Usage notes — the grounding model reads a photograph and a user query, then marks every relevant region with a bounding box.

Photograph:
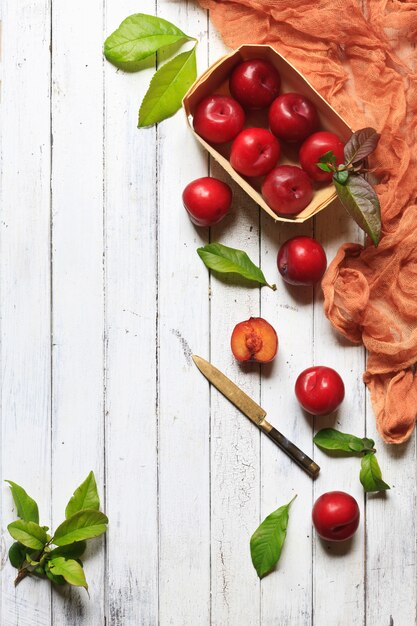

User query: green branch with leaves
[104,13,198,128]
[317,128,382,246]
[313,428,390,492]
[6,472,108,591]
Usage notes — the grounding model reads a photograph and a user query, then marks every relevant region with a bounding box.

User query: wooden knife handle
[265,426,320,478]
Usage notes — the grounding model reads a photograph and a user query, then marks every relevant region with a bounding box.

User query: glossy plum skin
[312,491,360,542]
[295,366,345,415]
[262,165,314,216]
[269,93,319,143]
[193,95,245,144]
[229,58,281,109]
[182,177,232,227]
[231,317,278,363]
[230,128,281,177]
[299,131,345,182]
[277,236,327,286]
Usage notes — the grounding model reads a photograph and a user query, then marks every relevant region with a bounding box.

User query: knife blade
[192,355,320,478]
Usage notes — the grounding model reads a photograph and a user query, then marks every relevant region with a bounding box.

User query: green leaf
[360,453,390,492]
[319,150,337,166]
[104,13,192,72]
[6,480,39,524]
[334,174,381,246]
[33,565,46,577]
[138,47,197,128]
[363,171,380,186]
[49,557,88,590]
[46,569,66,585]
[313,428,366,454]
[45,561,66,585]
[8,520,48,551]
[333,169,349,185]
[361,437,375,450]
[49,541,87,560]
[25,553,40,566]
[65,471,100,519]
[52,510,108,546]
[317,163,332,172]
[250,496,296,579]
[344,127,380,165]
[8,542,26,569]
[197,242,276,290]
[348,440,366,452]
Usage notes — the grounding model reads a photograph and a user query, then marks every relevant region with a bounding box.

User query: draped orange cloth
[199,0,417,443]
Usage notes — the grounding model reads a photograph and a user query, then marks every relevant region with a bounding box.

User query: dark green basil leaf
[8,542,26,569]
[33,565,46,577]
[6,480,39,524]
[314,428,366,453]
[334,174,381,246]
[138,47,197,128]
[197,242,276,290]
[104,13,192,72]
[360,452,390,492]
[250,496,296,579]
[49,541,87,560]
[344,127,380,165]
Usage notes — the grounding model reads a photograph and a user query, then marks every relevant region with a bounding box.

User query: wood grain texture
[104,1,159,624]
[260,213,314,625]
[365,395,417,626]
[0,1,52,624]
[208,27,262,626]
[156,2,211,624]
[50,0,105,622]
[0,1,416,625]
[313,207,366,626]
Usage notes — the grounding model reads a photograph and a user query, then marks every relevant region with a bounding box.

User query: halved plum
[231,317,278,363]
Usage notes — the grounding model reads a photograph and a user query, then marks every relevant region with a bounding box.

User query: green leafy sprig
[197,242,277,290]
[250,495,296,579]
[104,13,197,127]
[313,428,390,492]
[6,472,108,591]
[317,128,381,246]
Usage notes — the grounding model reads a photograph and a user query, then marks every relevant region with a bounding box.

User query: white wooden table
[0,1,416,624]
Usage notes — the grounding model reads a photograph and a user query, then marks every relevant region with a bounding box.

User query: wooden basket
[182,44,353,223]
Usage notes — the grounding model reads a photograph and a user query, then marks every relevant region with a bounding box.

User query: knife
[192,355,320,478]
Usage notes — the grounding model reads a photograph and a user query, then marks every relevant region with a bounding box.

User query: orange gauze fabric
[199,0,417,443]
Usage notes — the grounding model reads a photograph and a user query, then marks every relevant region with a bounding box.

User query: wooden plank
[313,205,366,625]
[365,401,416,625]
[207,28,262,626]
[0,1,52,625]
[156,2,211,624]
[50,0,105,622]
[260,216,314,624]
[103,2,159,624]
